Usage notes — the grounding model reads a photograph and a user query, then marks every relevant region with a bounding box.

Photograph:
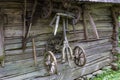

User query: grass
[92,28,120,80]
[93,54,120,80]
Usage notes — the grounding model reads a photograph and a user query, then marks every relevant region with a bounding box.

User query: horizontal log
[4,22,113,38]
[2,71,45,80]
[4,31,112,50]
[5,50,45,62]
[5,38,22,45]
[72,58,110,79]
[6,38,110,53]
[5,39,111,55]
[86,46,112,57]
[32,54,111,80]
[0,67,38,79]
[91,8,111,16]
[86,51,111,63]
[0,57,43,72]
[0,58,45,79]
[5,38,111,61]
[5,41,46,50]
[0,51,111,79]
[5,47,45,55]
[71,39,110,49]
[5,44,112,62]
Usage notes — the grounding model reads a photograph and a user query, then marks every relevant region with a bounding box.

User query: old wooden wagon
[0,0,120,80]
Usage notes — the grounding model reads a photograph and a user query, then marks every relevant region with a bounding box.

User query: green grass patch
[93,54,120,80]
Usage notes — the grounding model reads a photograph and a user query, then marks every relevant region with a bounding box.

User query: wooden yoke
[88,12,99,39]
[0,9,5,67]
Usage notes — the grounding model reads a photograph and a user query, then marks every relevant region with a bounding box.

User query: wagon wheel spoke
[73,46,86,67]
[44,51,58,75]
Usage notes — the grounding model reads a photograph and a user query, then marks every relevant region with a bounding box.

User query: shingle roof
[77,0,120,3]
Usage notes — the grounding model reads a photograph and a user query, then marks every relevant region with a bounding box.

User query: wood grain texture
[0,2,117,80]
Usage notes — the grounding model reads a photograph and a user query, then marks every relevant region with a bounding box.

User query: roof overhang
[77,0,120,3]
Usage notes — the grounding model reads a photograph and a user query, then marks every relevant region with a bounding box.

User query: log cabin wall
[0,1,119,79]
[4,2,113,62]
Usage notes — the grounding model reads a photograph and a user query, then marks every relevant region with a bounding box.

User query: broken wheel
[73,46,86,67]
[44,51,58,75]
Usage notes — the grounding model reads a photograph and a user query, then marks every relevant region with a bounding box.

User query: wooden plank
[5,41,46,50]
[91,8,111,16]
[32,54,111,80]
[4,38,22,45]
[72,58,111,79]
[5,38,110,55]
[1,52,111,80]
[5,42,111,62]
[71,39,110,49]
[3,71,44,80]
[5,43,112,63]
[0,58,45,79]
[86,51,111,63]
[0,57,43,72]
[85,44,112,57]
[5,49,44,62]
[111,8,119,53]
[4,30,112,51]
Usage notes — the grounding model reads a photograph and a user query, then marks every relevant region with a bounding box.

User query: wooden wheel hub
[73,46,86,67]
[44,51,57,75]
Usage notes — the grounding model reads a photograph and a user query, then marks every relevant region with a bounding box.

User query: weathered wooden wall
[0,2,117,80]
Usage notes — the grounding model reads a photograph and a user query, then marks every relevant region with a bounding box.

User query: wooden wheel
[73,46,86,67]
[40,0,52,18]
[44,51,57,75]
[70,6,81,24]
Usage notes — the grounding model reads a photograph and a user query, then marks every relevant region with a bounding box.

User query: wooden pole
[111,8,119,54]
[0,9,5,67]
[32,38,37,66]
[82,5,88,40]
[88,13,99,39]
[26,0,37,38]
[22,0,27,52]
[23,0,27,37]
[23,0,37,51]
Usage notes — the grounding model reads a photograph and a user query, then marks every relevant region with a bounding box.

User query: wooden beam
[88,12,99,39]
[0,9,5,67]
[23,0,27,37]
[111,8,119,54]
[82,5,88,40]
